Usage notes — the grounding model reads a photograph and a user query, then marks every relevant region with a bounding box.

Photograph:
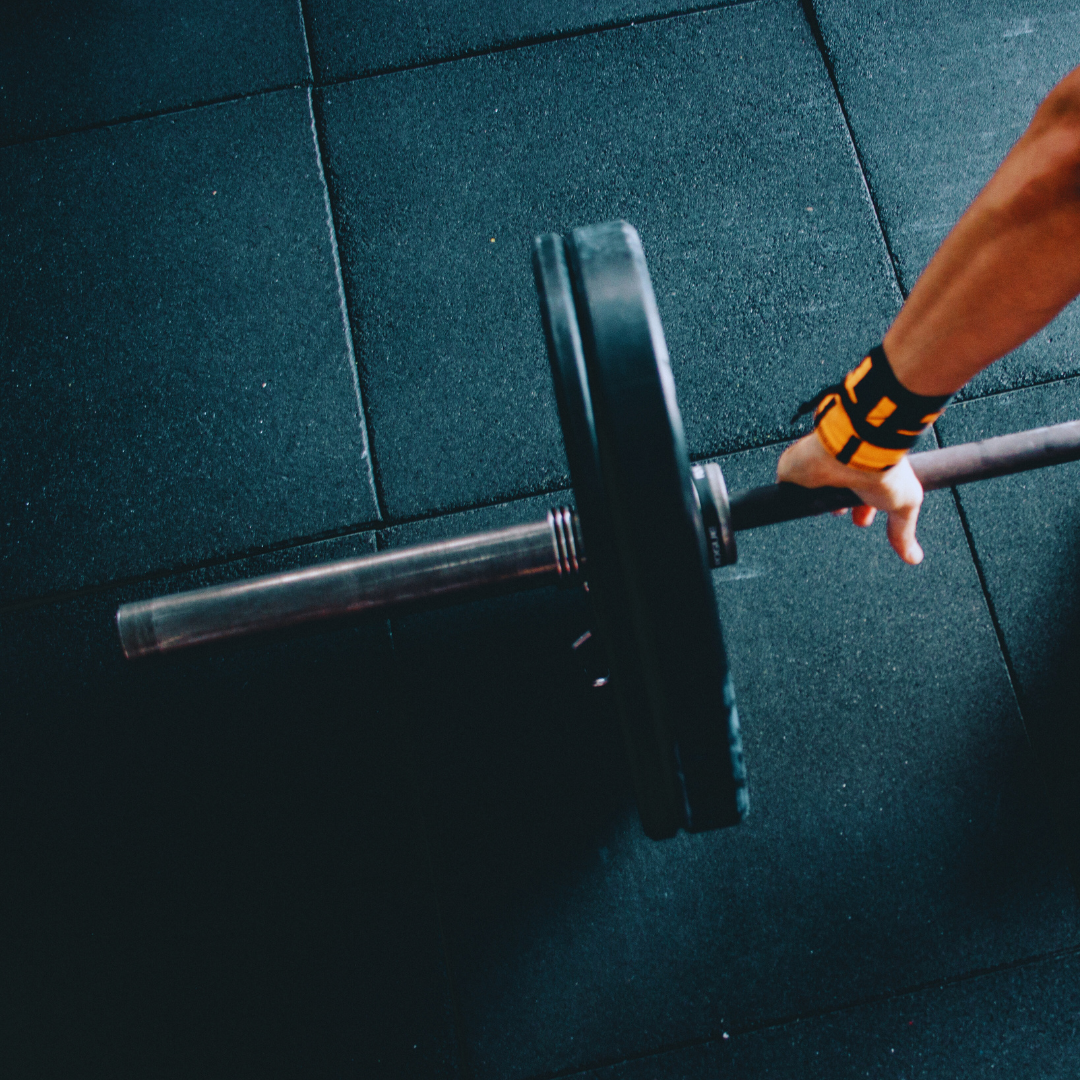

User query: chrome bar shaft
[118,509,582,658]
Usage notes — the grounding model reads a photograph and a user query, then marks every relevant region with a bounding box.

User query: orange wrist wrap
[796,345,950,472]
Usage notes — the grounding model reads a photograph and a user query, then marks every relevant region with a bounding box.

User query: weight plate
[565,221,748,832]
[533,232,683,838]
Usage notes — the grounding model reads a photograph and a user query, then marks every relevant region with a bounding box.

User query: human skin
[777,63,1080,564]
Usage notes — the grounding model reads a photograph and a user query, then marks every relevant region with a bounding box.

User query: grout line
[802,0,1078,900]
[953,368,1080,404]
[316,0,764,89]
[535,941,1080,1080]
[943,454,1027,718]
[305,86,384,521]
[361,487,576,540]
[695,430,808,461]
[0,82,313,151]
[798,0,907,302]
[306,87,394,520]
[686,370,1080,465]
[295,0,315,83]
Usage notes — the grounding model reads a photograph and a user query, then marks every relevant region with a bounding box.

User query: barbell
[117,221,1080,840]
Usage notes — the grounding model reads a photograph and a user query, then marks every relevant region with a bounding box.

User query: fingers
[885,501,924,565]
[875,457,924,563]
[777,433,927,563]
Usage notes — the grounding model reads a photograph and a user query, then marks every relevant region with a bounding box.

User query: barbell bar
[117,221,1080,840]
[116,423,1080,657]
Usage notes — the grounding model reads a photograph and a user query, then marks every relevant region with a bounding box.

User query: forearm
[778,66,1080,564]
[884,64,1080,397]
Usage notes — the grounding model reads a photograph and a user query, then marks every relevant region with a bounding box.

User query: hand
[776,433,925,565]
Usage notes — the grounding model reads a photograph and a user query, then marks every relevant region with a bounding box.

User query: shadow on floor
[0,593,456,1079]
[391,583,638,955]
[1011,558,1080,886]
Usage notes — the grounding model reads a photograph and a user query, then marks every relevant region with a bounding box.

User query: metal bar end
[116,601,158,660]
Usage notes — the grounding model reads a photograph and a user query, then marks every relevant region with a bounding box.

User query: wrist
[804,344,949,472]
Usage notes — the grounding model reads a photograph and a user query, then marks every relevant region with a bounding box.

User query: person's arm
[778,63,1080,564]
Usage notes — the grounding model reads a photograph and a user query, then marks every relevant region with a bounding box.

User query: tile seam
[0,82,313,151]
[953,368,1080,405]
[647,367,1080,468]
[797,0,907,303]
[304,86,383,521]
[295,0,315,83]
[0,521,384,618]
[314,0,768,90]
[530,941,1080,1080]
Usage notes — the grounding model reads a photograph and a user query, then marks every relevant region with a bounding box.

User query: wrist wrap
[795,345,950,471]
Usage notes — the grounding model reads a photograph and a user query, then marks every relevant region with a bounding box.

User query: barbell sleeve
[727,419,1080,532]
[117,508,583,659]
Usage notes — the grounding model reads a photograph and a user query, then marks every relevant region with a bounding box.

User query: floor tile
[0,89,378,604]
[812,0,1080,397]
[588,949,1080,1078]
[0,0,310,145]
[304,0,735,82]
[318,0,900,520]
[388,448,1078,1078]
[938,378,1080,878]
[0,535,458,1079]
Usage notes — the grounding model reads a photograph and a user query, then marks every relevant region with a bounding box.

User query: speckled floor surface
[2,2,1079,1076]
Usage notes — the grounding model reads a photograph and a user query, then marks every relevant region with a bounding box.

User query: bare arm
[778,64,1080,563]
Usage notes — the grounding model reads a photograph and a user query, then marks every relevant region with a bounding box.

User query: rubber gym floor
[3,2,1080,1076]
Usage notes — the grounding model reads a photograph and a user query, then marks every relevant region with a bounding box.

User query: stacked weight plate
[532,221,748,839]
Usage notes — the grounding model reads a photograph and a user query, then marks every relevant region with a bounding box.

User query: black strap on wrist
[793,345,951,471]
